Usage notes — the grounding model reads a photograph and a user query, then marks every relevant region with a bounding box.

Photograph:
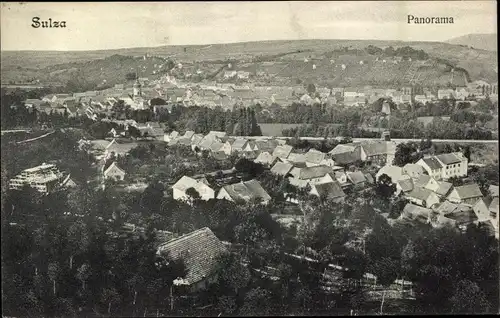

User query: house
[425,180,453,199]
[105,139,138,158]
[405,187,441,208]
[288,165,334,188]
[103,162,126,181]
[332,170,349,186]
[164,131,180,143]
[416,157,442,180]
[270,162,294,177]
[272,145,293,159]
[414,174,433,189]
[346,171,367,189]
[172,176,215,202]
[447,184,483,205]
[376,165,408,183]
[206,131,227,140]
[435,153,468,180]
[285,153,307,165]
[329,144,358,156]
[156,227,227,292]
[472,198,492,222]
[330,150,362,166]
[403,163,425,179]
[360,141,394,166]
[254,151,278,167]
[304,149,333,167]
[209,141,225,153]
[254,140,279,153]
[182,130,196,140]
[231,139,249,153]
[217,179,271,204]
[399,203,433,224]
[396,178,414,196]
[310,181,345,203]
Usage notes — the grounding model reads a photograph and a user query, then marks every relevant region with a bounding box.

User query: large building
[9,163,65,193]
[416,152,467,181]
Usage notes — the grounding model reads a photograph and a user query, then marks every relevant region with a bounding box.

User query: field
[258,123,312,137]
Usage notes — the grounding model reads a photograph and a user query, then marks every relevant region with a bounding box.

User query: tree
[450,280,491,313]
[375,174,396,199]
[393,142,419,166]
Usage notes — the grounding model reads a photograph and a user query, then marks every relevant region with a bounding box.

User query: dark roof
[414,174,432,188]
[270,162,294,176]
[435,182,453,197]
[364,173,375,184]
[221,179,271,203]
[422,157,443,170]
[398,178,414,193]
[454,184,483,200]
[361,141,388,156]
[331,149,362,165]
[436,153,463,165]
[292,165,332,180]
[313,181,345,199]
[406,187,435,202]
[157,227,227,285]
[347,171,367,185]
[402,203,432,223]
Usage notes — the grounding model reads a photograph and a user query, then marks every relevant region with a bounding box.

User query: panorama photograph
[1,1,499,316]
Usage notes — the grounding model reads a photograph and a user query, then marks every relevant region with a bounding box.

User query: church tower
[133,78,142,98]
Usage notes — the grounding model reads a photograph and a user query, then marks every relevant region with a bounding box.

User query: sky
[1,1,497,51]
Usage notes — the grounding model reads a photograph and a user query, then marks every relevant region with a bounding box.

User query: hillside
[446,33,497,52]
[1,39,497,89]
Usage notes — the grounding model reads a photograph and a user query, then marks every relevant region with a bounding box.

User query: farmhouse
[447,184,483,205]
[217,179,271,205]
[103,162,126,181]
[156,227,227,292]
[172,176,215,202]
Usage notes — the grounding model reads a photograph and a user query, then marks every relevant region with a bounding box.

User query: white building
[416,152,467,181]
[172,176,215,202]
[9,163,65,194]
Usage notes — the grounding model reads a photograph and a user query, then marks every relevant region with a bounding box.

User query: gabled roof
[272,145,293,159]
[414,174,432,188]
[207,131,227,138]
[361,141,389,156]
[312,181,345,199]
[254,151,276,165]
[172,176,199,191]
[453,184,483,200]
[104,162,125,176]
[421,157,443,170]
[376,165,405,183]
[328,144,357,155]
[157,227,227,285]
[270,162,294,176]
[287,153,307,163]
[401,203,432,223]
[330,149,362,165]
[198,137,215,149]
[403,163,424,176]
[435,153,463,165]
[305,149,326,164]
[183,130,195,139]
[209,141,224,152]
[397,178,414,193]
[347,171,367,185]
[254,139,279,153]
[406,187,436,202]
[231,138,249,150]
[291,165,332,180]
[435,182,453,197]
[221,179,271,203]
